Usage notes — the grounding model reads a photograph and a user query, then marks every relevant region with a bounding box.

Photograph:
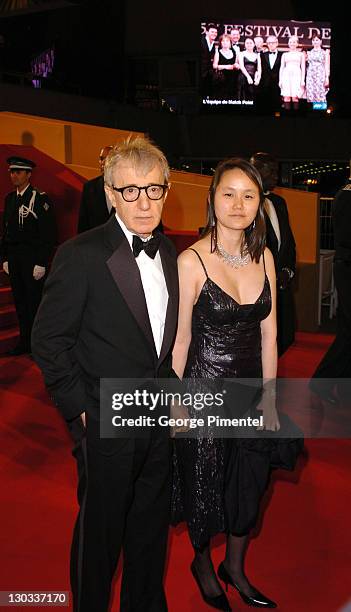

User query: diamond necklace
[215,241,250,268]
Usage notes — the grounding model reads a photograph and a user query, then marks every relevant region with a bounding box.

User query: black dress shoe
[218,562,277,608]
[6,345,30,356]
[309,380,339,406]
[191,562,231,611]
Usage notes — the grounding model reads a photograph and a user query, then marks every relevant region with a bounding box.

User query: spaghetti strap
[262,250,267,275]
[188,248,209,278]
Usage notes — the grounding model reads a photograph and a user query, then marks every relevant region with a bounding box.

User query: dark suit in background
[32,215,178,611]
[257,50,282,113]
[77,174,111,233]
[264,191,296,355]
[201,34,216,96]
[311,181,351,400]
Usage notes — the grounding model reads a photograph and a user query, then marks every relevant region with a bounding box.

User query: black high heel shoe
[191,561,232,611]
[217,562,277,608]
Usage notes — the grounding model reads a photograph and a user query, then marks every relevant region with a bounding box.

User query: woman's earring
[252,219,256,229]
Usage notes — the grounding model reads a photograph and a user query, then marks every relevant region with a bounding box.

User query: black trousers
[7,245,45,349]
[68,416,171,612]
[312,260,351,389]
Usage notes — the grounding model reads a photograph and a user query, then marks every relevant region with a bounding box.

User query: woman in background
[306,35,330,104]
[279,35,305,110]
[237,38,261,102]
[213,34,238,99]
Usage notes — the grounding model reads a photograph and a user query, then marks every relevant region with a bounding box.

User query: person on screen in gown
[305,36,330,104]
[237,38,261,102]
[201,23,218,97]
[213,35,237,100]
[171,158,303,611]
[279,35,305,111]
[257,35,283,113]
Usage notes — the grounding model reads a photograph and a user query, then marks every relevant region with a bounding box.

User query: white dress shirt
[264,196,281,250]
[116,214,168,356]
[268,52,277,69]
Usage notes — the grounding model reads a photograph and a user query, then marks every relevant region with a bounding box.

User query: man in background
[257,35,282,113]
[77,145,113,233]
[201,23,218,97]
[1,156,56,355]
[310,174,351,403]
[251,152,296,355]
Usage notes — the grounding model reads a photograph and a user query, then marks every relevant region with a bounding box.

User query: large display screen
[201,20,331,113]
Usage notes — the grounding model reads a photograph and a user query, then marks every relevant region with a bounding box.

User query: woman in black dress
[172,158,302,610]
[237,38,261,101]
[212,34,238,99]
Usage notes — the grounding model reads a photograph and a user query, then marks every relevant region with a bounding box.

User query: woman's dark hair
[202,157,266,263]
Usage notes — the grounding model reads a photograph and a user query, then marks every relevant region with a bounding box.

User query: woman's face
[245,38,254,51]
[312,37,322,48]
[288,37,299,50]
[214,168,260,233]
[221,37,231,50]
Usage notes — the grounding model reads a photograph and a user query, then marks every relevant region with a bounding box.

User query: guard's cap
[7,156,36,171]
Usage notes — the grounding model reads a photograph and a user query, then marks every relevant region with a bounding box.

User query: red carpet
[0,332,350,611]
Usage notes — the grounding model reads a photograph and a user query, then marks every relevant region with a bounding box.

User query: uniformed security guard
[1,156,56,355]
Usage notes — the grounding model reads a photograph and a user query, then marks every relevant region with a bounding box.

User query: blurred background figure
[77,145,113,233]
[257,35,283,113]
[250,152,296,355]
[201,22,218,97]
[310,169,351,404]
[237,38,261,102]
[306,35,330,104]
[213,34,237,99]
[0,156,56,355]
[279,35,305,110]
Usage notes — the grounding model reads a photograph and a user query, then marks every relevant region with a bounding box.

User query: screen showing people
[201,20,331,112]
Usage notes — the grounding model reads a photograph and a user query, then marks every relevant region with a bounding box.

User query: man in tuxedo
[201,23,218,97]
[32,136,179,611]
[310,178,351,403]
[77,145,113,233]
[250,152,296,355]
[257,36,282,113]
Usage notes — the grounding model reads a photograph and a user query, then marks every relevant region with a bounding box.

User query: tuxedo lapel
[157,238,179,366]
[104,217,156,355]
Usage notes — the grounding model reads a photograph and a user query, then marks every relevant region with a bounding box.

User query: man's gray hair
[104,135,170,186]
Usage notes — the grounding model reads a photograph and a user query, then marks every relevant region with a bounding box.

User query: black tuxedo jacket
[265,191,296,354]
[265,191,296,276]
[201,35,216,78]
[77,174,111,233]
[32,215,179,423]
[260,51,282,88]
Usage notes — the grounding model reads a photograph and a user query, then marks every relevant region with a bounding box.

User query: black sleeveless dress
[237,56,257,101]
[172,249,303,550]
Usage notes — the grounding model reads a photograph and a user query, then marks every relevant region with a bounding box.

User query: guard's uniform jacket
[1,184,56,351]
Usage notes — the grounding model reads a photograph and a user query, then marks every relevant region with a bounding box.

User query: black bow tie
[132,234,161,259]
[269,52,277,55]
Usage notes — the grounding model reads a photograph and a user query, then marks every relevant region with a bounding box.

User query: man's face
[9,169,31,190]
[254,36,264,50]
[106,163,168,237]
[267,38,278,52]
[208,28,218,42]
[231,29,240,43]
[99,147,113,173]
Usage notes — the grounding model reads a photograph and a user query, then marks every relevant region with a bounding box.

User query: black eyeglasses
[111,184,168,202]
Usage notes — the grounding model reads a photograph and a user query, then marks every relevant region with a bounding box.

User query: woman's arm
[213,48,220,69]
[238,52,253,83]
[325,48,330,86]
[300,51,306,86]
[279,53,286,88]
[172,250,200,378]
